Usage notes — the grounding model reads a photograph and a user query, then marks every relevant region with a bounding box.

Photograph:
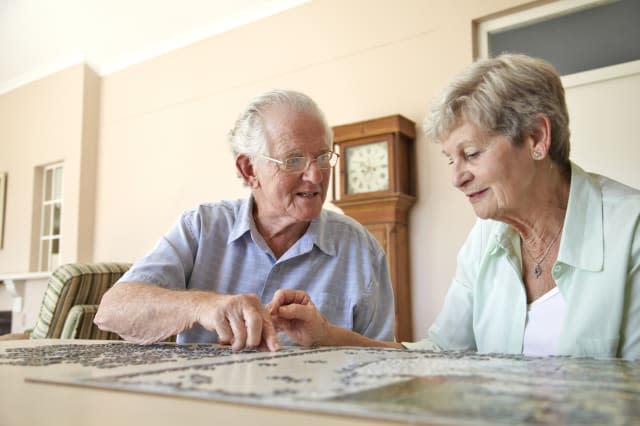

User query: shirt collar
[278,210,336,258]
[227,196,255,244]
[306,210,336,257]
[486,162,603,272]
[557,162,603,271]
[227,196,335,257]
[488,221,519,256]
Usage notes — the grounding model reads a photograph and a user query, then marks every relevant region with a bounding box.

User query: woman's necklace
[522,226,563,278]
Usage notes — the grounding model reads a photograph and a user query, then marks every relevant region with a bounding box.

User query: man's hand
[95,283,280,351]
[267,289,331,347]
[268,289,403,350]
[197,293,281,352]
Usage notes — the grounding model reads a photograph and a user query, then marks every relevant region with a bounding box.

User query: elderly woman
[270,54,640,359]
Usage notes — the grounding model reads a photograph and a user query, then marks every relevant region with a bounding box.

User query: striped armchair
[29,262,131,340]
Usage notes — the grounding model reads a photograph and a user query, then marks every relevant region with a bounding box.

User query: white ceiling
[0,0,308,95]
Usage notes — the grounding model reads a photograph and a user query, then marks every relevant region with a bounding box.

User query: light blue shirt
[405,163,640,359]
[118,197,395,345]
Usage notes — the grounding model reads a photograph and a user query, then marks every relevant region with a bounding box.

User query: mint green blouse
[405,163,640,359]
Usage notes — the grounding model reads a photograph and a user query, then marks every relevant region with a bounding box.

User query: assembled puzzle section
[2,342,639,425]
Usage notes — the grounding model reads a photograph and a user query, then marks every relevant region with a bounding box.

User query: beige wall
[94,0,536,339]
[0,64,100,272]
[4,0,615,338]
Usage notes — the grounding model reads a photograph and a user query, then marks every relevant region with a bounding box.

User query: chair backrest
[30,262,131,339]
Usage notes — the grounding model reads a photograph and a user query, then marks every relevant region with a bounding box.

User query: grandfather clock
[331,115,416,341]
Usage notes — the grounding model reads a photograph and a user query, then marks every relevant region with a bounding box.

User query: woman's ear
[529,114,552,159]
[236,155,260,188]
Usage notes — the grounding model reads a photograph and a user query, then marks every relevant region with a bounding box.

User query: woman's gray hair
[424,54,571,169]
[228,89,332,158]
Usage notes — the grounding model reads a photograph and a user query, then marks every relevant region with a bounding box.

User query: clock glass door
[345,140,389,195]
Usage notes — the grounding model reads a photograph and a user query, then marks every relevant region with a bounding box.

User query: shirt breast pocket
[312,291,354,331]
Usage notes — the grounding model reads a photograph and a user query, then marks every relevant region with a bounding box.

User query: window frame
[476,0,640,89]
[38,162,63,272]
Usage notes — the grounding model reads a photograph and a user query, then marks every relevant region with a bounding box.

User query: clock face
[345,140,389,194]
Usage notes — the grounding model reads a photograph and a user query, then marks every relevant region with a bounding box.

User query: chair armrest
[62,304,175,342]
[61,304,121,340]
[0,332,29,340]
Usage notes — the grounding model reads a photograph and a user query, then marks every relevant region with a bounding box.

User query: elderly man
[94,89,395,351]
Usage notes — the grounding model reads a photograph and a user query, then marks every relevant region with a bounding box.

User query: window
[477,0,640,75]
[38,163,63,271]
[475,0,640,189]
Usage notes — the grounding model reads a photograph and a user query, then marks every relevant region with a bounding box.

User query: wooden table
[1,339,638,426]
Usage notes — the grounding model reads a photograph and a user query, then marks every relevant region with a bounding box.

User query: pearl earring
[533,150,542,159]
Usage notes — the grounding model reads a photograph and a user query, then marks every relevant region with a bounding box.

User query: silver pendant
[533,264,542,278]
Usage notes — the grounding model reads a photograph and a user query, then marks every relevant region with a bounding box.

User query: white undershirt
[522,287,566,357]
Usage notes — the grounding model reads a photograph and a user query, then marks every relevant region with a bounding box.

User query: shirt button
[553,265,562,273]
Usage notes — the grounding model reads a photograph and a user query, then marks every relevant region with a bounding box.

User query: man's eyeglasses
[260,151,339,173]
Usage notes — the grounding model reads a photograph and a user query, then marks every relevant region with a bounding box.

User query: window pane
[44,168,53,201]
[40,239,50,271]
[53,203,61,235]
[488,0,640,75]
[51,238,60,269]
[51,253,60,270]
[42,204,52,235]
[53,167,63,200]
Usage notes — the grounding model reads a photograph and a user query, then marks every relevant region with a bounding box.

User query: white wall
[564,62,640,190]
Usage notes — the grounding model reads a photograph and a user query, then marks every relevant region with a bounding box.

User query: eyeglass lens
[284,153,336,171]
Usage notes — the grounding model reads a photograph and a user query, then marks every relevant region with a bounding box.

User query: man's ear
[528,114,552,159]
[236,154,260,188]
